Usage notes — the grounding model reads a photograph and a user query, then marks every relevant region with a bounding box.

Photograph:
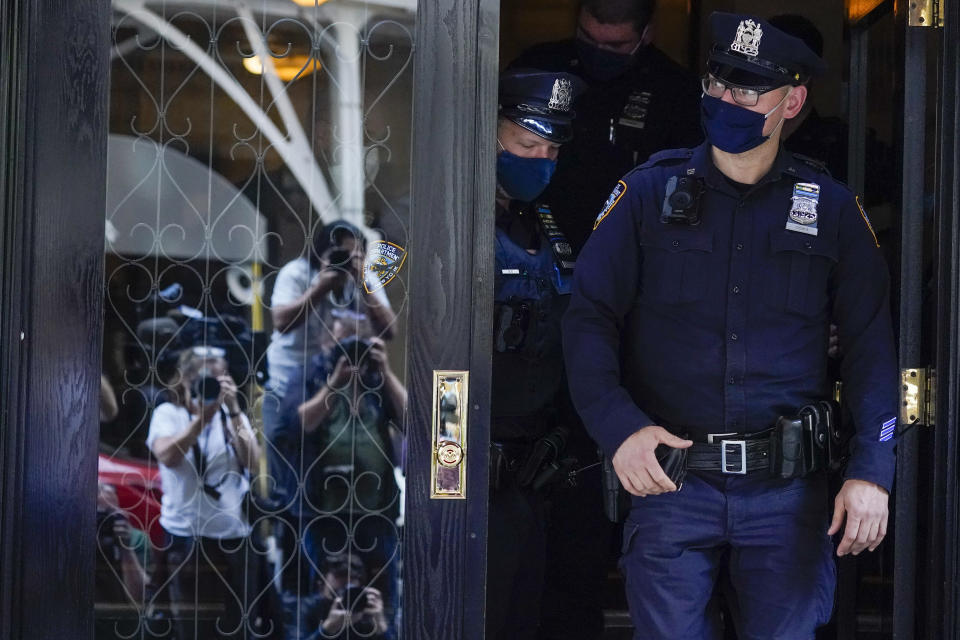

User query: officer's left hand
[828,479,889,556]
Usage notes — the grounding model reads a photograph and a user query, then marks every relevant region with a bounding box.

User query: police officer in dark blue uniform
[562,13,897,639]
[487,68,585,640]
[510,0,702,254]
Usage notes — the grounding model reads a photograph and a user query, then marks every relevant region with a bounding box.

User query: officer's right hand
[612,426,693,497]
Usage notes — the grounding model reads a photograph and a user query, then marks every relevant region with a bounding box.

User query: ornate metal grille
[98,2,414,638]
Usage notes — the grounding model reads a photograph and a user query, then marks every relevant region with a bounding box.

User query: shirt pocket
[763,230,838,317]
[639,227,715,305]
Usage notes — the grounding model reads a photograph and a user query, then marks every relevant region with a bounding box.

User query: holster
[769,400,843,479]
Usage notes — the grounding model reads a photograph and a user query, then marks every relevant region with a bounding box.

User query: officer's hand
[828,479,889,556]
[612,426,693,497]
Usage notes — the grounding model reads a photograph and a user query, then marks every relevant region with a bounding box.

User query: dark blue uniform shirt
[562,143,898,491]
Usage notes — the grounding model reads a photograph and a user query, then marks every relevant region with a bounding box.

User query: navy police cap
[499,68,586,143]
[707,12,827,89]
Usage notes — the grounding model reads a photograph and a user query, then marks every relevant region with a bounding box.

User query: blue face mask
[574,39,640,83]
[496,147,556,202]
[700,91,790,154]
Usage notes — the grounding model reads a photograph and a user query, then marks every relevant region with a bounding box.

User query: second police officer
[487,68,585,640]
[563,13,897,638]
[510,3,703,635]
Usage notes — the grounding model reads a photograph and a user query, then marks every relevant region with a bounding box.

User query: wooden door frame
[0,0,111,638]
[403,0,499,637]
[927,1,960,636]
[0,0,501,638]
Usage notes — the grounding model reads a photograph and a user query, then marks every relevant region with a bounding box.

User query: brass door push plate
[430,370,469,499]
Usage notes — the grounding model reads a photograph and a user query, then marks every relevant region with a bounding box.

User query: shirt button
[728,377,736,385]
[731,333,738,341]
[736,243,744,251]
[732,285,741,294]
[672,240,680,247]
[805,242,813,250]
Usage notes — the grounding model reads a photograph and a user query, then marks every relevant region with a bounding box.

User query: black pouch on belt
[769,402,838,479]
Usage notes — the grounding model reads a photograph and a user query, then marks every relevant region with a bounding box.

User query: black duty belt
[687,430,772,475]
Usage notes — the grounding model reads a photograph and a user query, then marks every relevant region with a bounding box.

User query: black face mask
[575,39,641,82]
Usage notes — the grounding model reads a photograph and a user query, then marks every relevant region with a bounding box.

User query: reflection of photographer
[292,335,405,639]
[95,483,149,602]
[146,346,262,640]
[299,553,387,640]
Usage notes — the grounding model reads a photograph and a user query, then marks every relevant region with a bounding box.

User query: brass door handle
[430,370,468,499]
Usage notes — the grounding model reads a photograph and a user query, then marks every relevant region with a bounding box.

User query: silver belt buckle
[721,439,747,475]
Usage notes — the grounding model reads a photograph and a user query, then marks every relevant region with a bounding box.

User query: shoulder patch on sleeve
[856,196,880,248]
[594,180,627,230]
[638,147,694,170]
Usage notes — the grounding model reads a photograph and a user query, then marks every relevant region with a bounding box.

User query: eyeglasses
[701,74,772,107]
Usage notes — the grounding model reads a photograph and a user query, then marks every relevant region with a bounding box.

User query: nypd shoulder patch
[594,180,627,230]
[856,196,880,248]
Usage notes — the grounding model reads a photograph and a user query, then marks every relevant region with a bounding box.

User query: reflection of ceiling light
[242,55,321,81]
[290,0,330,6]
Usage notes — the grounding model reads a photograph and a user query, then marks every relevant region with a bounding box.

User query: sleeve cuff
[843,440,897,493]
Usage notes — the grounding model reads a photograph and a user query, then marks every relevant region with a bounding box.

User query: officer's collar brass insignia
[731,20,763,57]
[363,240,408,293]
[785,182,820,236]
[548,78,573,112]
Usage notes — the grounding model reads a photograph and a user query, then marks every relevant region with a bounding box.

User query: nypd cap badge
[548,77,573,112]
[730,19,763,57]
[364,240,408,293]
[785,182,820,236]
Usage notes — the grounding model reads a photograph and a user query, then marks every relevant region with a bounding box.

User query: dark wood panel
[0,0,110,638]
[403,0,498,637]
[930,2,960,636]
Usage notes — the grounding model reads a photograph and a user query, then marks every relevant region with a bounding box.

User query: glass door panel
[98,2,415,638]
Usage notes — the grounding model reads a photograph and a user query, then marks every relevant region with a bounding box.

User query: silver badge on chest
[785,182,821,236]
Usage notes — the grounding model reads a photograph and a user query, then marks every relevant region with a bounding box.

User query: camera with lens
[660,175,704,225]
[326,247,353,267]
[336,336,372,366]
[191,374,222,405]
[339,584,370,611]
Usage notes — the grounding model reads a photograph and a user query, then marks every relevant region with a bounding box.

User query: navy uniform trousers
[620,471,835,640]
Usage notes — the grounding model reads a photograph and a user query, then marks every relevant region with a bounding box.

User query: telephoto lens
[191,375,221,405]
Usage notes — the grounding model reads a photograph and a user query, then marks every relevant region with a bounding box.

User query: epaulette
[791,153,832,177]
[637,147,695,170]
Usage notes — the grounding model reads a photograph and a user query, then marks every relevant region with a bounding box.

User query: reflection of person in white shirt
[146,346,261,639]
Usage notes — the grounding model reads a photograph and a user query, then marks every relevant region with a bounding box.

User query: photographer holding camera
[146,346,262,639]
[285,333,404,639]
[296,553,388,640]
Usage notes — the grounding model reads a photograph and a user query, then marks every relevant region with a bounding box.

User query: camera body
[191,375,222,405]
[326,247,353,267]
[336,336,372,366]
[340,584,369,611]
[660,175,704,225]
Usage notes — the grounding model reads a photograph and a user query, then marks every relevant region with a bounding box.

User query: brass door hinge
[909,0,944,27]
[901,367,936,427]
